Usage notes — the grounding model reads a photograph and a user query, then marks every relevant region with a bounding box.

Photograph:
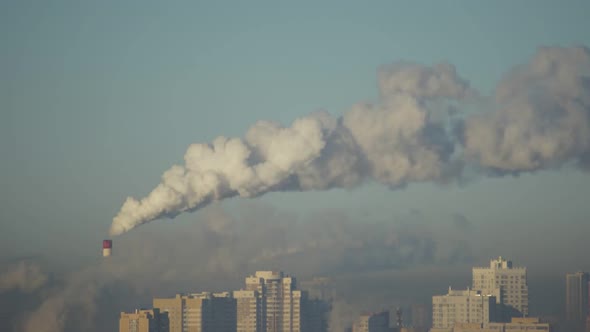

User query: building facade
[153,292,236,332]
[352,311,390,332]
[472,257,528,318]
[431,317,550,332]
[244,271,305,332]
[432,288,496,329]
[234,290,264,332]
[119,308,169,332]
[304,298,330,332]
[566,272,589,332]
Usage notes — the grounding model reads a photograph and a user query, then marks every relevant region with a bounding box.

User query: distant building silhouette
[305,298,330,332]
[352,311,391,332]
[566,272,589,332]
[409,303,430,331]
[299,277,335,302]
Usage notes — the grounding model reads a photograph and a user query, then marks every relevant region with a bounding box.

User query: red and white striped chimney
[102,240,112,257]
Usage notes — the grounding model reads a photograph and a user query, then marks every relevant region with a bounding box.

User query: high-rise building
[472,257,528,318]
[352,311,391,332]
[207,292,237,332]
[432,288,496,330]
[153,292,236,332]
[119,308,169,332]
[234,290,264,332]
[566,272,589,332]
[244,271,308,332]
[299,277,332,332]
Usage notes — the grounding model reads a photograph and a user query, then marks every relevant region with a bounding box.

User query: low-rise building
[432,317,550,332]
[432,288,496,329]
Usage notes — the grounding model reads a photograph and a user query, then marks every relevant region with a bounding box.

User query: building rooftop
[472,256,526,270]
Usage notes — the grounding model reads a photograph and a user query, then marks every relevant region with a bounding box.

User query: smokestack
[102,240,112,257]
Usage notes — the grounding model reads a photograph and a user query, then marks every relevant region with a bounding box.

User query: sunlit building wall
[472,257,528,318]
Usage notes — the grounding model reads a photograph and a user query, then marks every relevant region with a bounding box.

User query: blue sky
[2,1,590,261]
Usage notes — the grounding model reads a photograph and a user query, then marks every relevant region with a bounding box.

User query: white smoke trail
[110,46,590,236]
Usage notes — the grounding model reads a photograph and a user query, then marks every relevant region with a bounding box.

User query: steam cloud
[464,46,590,171]
[110,46,590,236]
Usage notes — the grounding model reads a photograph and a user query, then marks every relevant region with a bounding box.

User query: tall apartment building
[234,290,264,332]
[244,271,307,332]
[352,311,391,332]
[119,308,169,332]
[153,292,236,332]
[432,288,496,330]
[566,272,589,331]
[472,257,528,318]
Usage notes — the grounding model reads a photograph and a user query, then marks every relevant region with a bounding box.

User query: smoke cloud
[110,46,590,235]
[0,261,48,294]
[463,46,590,172]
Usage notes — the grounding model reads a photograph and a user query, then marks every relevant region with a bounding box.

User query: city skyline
[116,264,574,331]
[2,1,590,332]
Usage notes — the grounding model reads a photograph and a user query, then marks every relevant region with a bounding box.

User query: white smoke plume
[110,62,470,235]
[110,46,590,235]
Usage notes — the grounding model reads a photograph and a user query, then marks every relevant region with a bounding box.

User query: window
[129,319,138,332]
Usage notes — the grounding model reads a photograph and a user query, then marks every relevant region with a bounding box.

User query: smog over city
[2,2,590,332]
